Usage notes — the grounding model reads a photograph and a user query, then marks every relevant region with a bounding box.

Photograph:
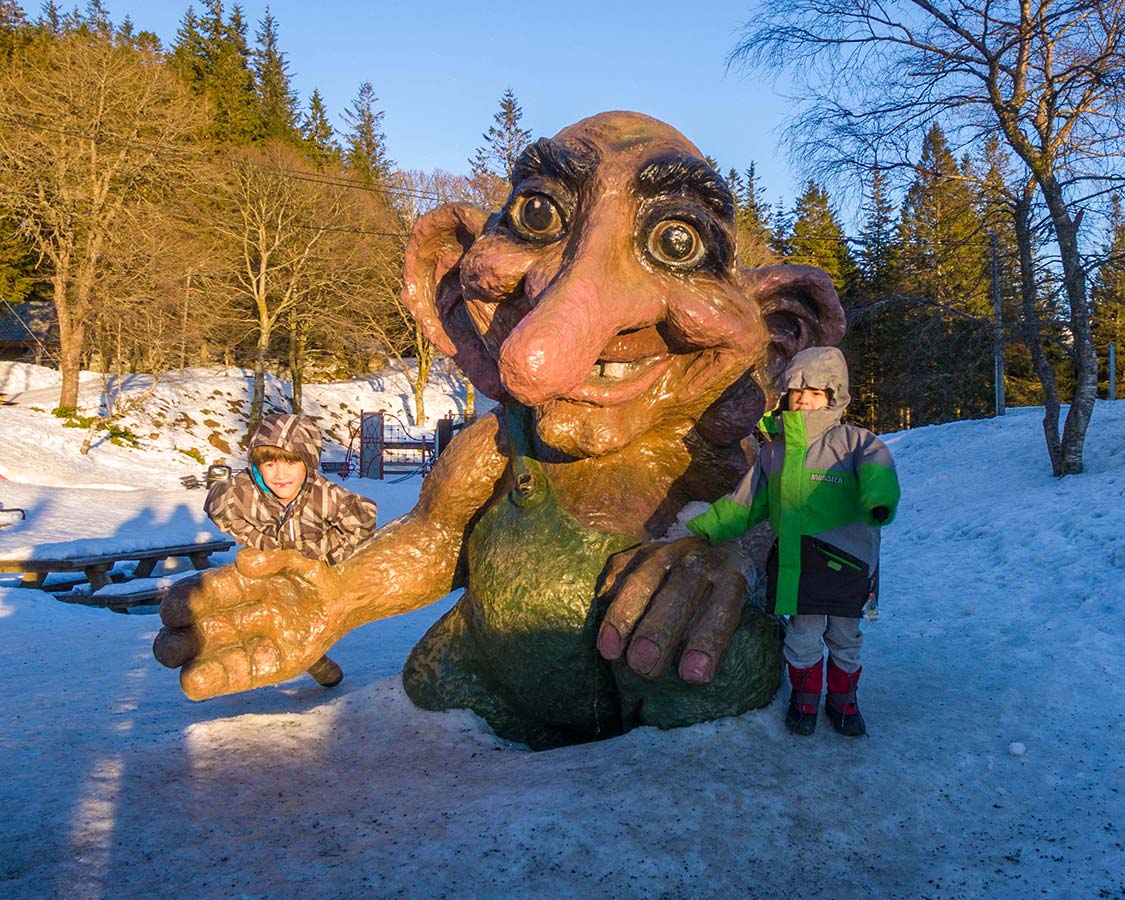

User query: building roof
[0,301,55,344]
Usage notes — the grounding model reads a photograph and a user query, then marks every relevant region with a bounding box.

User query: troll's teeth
[588,359,653,380]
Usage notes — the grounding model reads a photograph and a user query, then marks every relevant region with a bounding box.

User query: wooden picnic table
[0,539,235,592]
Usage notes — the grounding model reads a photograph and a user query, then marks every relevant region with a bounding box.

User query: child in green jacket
[687,346,900,736]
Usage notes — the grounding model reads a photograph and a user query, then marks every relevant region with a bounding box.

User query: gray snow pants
[783,615,862,673]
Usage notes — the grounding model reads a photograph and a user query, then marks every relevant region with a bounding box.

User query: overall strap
[504,403,549,507]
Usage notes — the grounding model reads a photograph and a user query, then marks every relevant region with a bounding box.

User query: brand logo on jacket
[810,472,844,485]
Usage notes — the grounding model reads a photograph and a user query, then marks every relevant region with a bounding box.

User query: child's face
[259,458,307,503]
[788,388,830,411]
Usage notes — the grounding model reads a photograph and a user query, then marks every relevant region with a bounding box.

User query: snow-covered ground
[1,363,1122,900]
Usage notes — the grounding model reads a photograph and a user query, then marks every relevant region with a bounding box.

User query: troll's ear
[401,204,506,399]
[739,264,846,382]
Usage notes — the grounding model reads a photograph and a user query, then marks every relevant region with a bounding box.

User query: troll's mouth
[587,356,663,381]
[564,354,671,403]
[565,324,728,403]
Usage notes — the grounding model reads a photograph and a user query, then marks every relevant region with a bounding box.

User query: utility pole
[1111,343,1117,402]
[990,231,1006,416]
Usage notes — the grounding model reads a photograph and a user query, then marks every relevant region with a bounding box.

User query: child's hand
[595,537,746,685]
[152,549,346,700]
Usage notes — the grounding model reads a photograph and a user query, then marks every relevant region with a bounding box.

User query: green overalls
[403,405,780,750]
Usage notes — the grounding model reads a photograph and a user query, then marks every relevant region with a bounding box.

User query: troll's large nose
[497,229,664,406]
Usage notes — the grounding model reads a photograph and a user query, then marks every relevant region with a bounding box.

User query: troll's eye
[647,219,705,268]
[511,193,564,239]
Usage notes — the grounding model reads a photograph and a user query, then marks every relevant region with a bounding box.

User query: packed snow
[1,362,1122,900]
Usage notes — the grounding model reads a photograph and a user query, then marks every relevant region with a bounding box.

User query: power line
[159,206,409,239]
[0,112,452,205]
[2,113,419,238]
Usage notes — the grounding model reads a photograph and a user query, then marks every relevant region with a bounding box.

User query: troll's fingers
[624,561,709,680]
[677,568,745,684]
[597,538,706,660]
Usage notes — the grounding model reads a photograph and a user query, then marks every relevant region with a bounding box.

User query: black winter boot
[307,655,344,687]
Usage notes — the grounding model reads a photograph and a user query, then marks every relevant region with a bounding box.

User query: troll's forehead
[554,110,705,155]
[513,111,734,221]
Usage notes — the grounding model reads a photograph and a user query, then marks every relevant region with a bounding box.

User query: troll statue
[154,112,844,749]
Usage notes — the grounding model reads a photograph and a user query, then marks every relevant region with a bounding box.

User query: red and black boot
[784,660,823,736]
[825,662,866,736]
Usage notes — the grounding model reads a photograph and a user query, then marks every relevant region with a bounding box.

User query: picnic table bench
[0,539,235,593]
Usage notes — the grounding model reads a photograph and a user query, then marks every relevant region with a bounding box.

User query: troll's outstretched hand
[153,548,345,700]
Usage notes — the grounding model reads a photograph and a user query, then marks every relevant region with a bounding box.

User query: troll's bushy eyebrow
[511,138,599,189]
[637,154,735,219]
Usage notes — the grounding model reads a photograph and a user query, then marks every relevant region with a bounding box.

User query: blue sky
[106,0,808,213]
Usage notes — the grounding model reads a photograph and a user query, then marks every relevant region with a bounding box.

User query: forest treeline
[731,131,1124,436]
[0,0,1122,451]
[0,0,497,429]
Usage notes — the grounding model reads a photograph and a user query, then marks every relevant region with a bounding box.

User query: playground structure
[332,411,470,480]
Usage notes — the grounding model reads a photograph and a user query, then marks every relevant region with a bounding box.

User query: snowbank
[1,371,1122,899]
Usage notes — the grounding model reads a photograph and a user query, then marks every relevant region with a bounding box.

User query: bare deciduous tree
[285,185,405,409]
[0,30,201,411]
[203,143,360,431]
[390,168,480,419]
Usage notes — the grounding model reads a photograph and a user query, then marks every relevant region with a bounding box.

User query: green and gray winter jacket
[205,414,378,566]
[687,347,900,617]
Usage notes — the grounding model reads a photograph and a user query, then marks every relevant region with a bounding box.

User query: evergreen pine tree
[0,0,29,59]
[842,169,903,430]
[170,5,207,88]
[342,81,393,184]
[38,2,61,36]
[898,123,988,313]
[0,0,24,29]
[469,89,531,208]
[978,136,1022,314]
[977,135,1046,407]
[769,199,792,258]
[63,0,112,38]
[253,7,298,143]
[728,163,776,267]
[114,15,160,53]
[199,0,258,144]
[301,88,340,171]
[857,170,899,296]
[0,219,37,308]
[896,123,992,423]
[727,168,745,202]
[785,180,857,296]
[471,88,532,182]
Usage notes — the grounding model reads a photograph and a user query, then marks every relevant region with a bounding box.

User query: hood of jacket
[780,346,851,411]
[248,414,322,476]
[762,346,852,443]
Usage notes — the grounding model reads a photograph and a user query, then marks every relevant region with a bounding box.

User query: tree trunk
[180,271,192,372]
[113,324,124,416]
[53,277,83,412]
[1014,187,1063,475]
[250,334,269,435]
[413,354,430,427]
[465,376,476,419]
[1038,176,1096,475]
[287,311,299,414]
[290,325,306,414]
